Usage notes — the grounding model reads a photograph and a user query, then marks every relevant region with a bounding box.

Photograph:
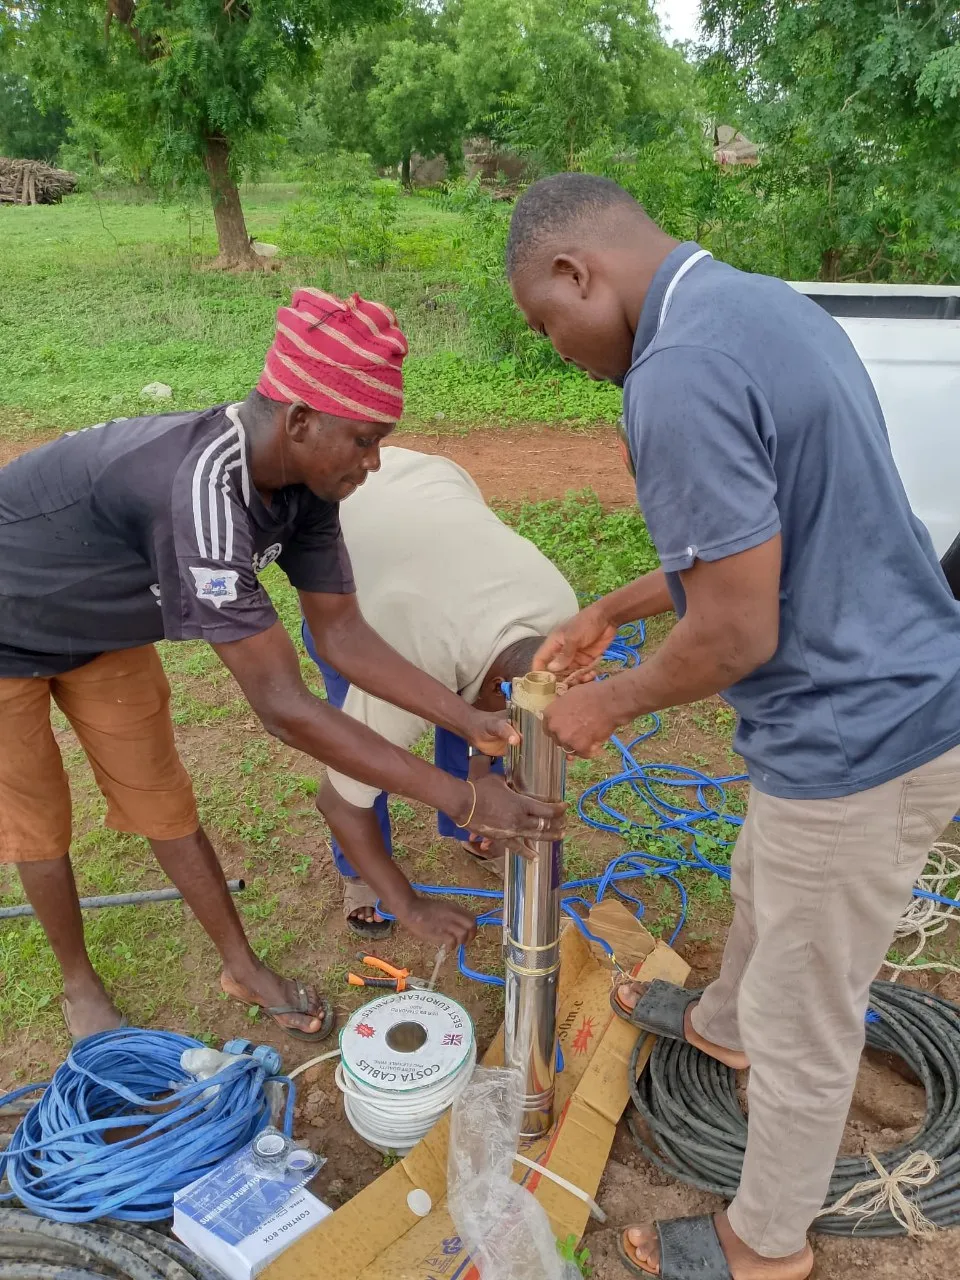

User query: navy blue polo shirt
[623,243,960,799]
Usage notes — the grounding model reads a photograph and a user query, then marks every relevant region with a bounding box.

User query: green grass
[495,491,659,596]
[558,1234,593,1278]
[3,467,941,1058]
[0,187,621,436]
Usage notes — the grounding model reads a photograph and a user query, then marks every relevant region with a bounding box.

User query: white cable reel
[337,991,477,1155]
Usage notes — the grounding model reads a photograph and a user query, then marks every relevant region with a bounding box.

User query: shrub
[497,491,658,594]
[441,177,566,376]
[279,151,400,269]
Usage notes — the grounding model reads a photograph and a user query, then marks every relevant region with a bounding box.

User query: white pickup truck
[791,282,960,596]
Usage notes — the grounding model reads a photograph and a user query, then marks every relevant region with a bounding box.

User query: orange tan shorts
[0,645,199,863]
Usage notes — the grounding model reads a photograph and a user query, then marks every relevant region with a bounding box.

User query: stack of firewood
[0,158,78,206]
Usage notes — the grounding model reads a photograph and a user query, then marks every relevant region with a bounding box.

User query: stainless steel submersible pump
[503,671,566,1138]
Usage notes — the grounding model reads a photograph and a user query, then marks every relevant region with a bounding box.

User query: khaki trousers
[690,743,960,1257]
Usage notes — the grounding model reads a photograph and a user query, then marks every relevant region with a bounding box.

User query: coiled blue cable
[0,1028,294,1223]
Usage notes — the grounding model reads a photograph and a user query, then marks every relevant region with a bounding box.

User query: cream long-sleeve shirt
[325,447,578,806]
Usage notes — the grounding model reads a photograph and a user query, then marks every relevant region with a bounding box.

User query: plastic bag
[181,1047,246,1081]
[448,1067,580,1280]
[180,1048,287,1126]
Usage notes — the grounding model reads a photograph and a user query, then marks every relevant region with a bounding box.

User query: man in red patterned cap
[0,289,564,1043]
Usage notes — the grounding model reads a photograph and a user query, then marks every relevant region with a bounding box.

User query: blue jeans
[302,621,502,879]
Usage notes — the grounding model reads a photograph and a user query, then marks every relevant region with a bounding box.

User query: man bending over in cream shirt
[303,446,576,945]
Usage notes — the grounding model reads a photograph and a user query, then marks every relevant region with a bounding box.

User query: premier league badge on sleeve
[254,542,283,573]
[190,566,240,609]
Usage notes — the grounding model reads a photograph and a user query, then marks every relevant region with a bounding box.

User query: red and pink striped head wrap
[257,288,408,424]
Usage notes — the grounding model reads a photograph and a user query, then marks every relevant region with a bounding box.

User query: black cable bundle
[0,1209,226,1279]
[628,980,960,1236]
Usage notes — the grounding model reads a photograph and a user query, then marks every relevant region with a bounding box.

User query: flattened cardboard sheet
[267,925,689,1280]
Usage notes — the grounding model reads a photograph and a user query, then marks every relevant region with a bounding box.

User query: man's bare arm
[535,569,674,675]
[598,568,675,627]
[542,538,782,755]
[213,622,564,837]
[300,590,516,756]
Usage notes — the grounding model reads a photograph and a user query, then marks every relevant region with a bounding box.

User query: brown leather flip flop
[61,997,128,1045]
[262,979,335,1043]
[460,839,505,880]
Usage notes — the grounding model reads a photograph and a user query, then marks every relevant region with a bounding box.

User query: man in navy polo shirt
[508,174,960,1280]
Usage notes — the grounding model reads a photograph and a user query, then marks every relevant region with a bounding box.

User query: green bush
[393,223,466,273]
[440,178,566,376]
[497,490,658,594]
[405,352,621,425]
[279,151,401,269]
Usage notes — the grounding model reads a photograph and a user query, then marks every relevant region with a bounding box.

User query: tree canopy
[8,0,393,265]
[320,0,696,176]
[701,0,960,280]
[0,72,69,161]
[369,38,466,182]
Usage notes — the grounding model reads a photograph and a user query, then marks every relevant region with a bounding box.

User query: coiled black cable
[0,1209,226,1279]
[627,980,960,1236]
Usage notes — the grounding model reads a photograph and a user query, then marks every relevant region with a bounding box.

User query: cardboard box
[266,923,688,1280]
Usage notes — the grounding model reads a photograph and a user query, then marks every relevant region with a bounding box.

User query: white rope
[512,1152,607,1223]
[816,1151,940,1238]
[884,842,960,980]
[335,1046,477,1155]
[289,1047,341,1080]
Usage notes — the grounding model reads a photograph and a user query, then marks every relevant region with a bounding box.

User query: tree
[0,73,69,161]
[369,38,467,183]
[455,0,527,140]
[700,0,960,281]
[318,4,466,183]
[317,27,398,169]
[13,0,393,268]
[493,0,695,172]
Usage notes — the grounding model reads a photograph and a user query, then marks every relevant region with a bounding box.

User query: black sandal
[343,877,393,939]
[609,978,702,1040]
[617,1216,732,1279]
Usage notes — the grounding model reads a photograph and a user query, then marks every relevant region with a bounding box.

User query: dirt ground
[2,421,958,1277]
[393,425,637,509]
[0,422,637,509]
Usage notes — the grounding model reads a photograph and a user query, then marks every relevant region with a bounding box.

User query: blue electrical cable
[0,1028,293,1223]
[382,620,747,978]
[396,617,960,987]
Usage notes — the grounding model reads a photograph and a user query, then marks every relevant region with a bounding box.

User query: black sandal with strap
[343,876,393,939]
[610,978,703,1040]
[618,1216,733,1279]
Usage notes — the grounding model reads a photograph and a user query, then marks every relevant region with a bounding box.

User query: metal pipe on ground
[0,880,245,921]
[503,672,565,1139]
